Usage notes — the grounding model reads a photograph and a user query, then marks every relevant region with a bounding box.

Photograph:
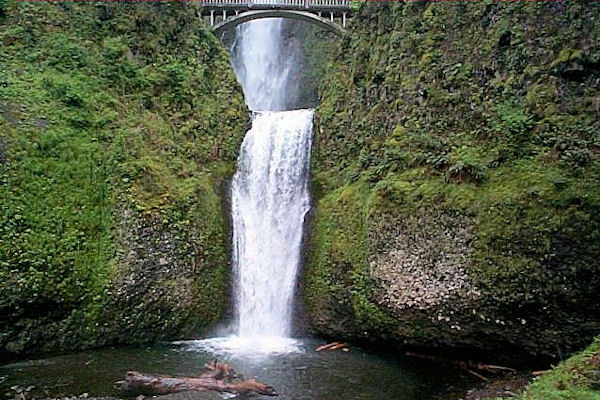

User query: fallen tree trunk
[315,341,349,352]
[329,342,348,351]
[315,341,341,352]
[405,352,516,374]
[115,361,277,397]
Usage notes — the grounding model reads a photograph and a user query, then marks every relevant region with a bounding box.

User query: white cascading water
[231,18,312,348]
[232,109,312,340]
[192,18,313,354]
[230,18,301,111]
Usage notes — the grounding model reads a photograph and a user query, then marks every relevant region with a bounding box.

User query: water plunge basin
[1,338,473,400]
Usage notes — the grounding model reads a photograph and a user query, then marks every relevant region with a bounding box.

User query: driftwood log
[115,360,277,397]
[315,341,349,352]
[405,352,516,374]
[315,341,341,351]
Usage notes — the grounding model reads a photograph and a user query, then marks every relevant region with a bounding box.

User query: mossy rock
[0,1,247,355]
[304,1,600,361]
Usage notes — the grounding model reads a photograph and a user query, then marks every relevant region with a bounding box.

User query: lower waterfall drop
[232,110,313,340]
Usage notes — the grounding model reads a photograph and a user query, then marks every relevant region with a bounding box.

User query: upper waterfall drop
[230,18,302,111]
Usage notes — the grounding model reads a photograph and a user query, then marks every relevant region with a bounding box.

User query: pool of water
[0,338,475,399]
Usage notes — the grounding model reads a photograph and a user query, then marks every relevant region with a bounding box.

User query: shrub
[492,101,534,140]
[446,146,486,183]
[41,76,86,107]
[0,0,8,18]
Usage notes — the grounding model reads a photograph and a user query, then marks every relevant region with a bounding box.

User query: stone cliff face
[368,211,478,314]
[3,0,599,361]
[0,1,247,354]
[303,1,600,360]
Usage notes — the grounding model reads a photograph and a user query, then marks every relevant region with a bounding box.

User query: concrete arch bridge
[199,0,351,35]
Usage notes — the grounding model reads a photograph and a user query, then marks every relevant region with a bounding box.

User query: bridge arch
[213,10,345,35]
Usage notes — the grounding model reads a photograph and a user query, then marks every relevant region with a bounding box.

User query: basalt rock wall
[0,1,247,354]
[303,1,600,361]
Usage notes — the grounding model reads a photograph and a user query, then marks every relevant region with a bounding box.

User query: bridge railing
[200,0,249,6]
[199,0,350,9]
[307,0,349,8]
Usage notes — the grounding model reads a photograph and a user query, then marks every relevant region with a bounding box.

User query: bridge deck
[200,0,351,32]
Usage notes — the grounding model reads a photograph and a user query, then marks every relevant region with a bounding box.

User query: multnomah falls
[230,19,313,345]
[2,2,600,400]
[196,18,314,353]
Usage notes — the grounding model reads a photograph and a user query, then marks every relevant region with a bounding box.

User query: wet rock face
[303,1,600,361]
[109,208,195,327]
[101,204,230,345]
[368,211,479,313]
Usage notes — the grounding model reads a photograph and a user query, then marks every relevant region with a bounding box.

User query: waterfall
[232,109,312,339]
[196,18,313,353]
[231,18,313,345]
[230,18,302,111]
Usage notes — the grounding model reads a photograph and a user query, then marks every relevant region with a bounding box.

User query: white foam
[175,337,304,358]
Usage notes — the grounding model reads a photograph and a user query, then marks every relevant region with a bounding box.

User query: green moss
[305,1,600,358]
[304,182,396,337]
[0,1,246,354]
[502,336,600,399]
[554,48,583,65]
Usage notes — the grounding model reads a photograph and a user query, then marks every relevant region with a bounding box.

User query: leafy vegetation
[0,0,247,354]
[505,335,600,399]
[304,1,600,360]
